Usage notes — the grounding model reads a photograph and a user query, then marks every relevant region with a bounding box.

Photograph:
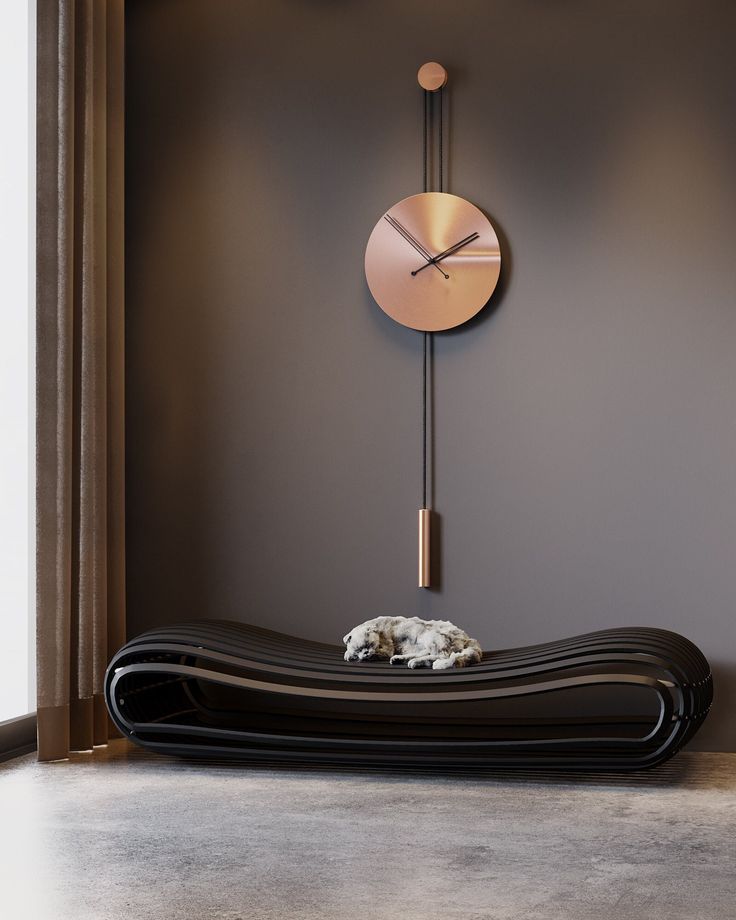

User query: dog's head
[343,620,393,662]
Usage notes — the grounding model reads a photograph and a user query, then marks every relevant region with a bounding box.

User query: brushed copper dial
[364,192,501,332]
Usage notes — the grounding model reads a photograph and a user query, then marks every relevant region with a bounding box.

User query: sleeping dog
[343,616,482,670]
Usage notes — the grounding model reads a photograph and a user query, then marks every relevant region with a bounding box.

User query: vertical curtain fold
[36,0,125,762]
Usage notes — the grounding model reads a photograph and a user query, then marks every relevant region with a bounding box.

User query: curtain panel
[36,0,125,761]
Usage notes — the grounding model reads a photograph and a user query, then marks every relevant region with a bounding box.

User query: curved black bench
[105,621,712,771]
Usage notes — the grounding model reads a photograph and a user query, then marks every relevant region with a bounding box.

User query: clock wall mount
[364,63,502,587]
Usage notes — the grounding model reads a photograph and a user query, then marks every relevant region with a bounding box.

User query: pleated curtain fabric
[36,0,126,761]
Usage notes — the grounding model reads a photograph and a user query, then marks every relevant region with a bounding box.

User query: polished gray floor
[1,742,734,919]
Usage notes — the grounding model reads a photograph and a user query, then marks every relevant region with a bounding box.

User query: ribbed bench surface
[105,621,712,771]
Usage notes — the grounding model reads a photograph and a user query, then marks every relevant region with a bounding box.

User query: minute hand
[384,214,449,279]
[411,232,479,277]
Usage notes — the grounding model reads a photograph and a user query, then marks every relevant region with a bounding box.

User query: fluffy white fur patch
[342,616,482,670]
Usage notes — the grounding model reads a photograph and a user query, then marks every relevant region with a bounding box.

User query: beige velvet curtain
[36,0,125,761]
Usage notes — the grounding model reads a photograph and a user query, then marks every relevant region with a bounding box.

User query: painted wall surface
[125,1,736,750]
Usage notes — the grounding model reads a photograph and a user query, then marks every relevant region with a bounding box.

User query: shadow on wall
[690,662,735,752]
[423,213,510,593]
[445,210,512,338]
[429,509,442,591]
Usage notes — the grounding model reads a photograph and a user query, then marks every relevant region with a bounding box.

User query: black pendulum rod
[419,81,444,588]
[438,82,443,194]
[422,88,429,515]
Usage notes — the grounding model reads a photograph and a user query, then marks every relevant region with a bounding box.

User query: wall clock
[365,192,501,332]
[364,63,503,587]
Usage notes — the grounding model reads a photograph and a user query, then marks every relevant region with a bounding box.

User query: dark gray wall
[126,0,736,750]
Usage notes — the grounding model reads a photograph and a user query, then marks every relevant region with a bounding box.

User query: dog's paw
[432,656,456,670]
[407,657,432,669]
[390,655,408,666]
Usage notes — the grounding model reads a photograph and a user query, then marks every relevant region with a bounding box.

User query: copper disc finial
[417,62,448,92]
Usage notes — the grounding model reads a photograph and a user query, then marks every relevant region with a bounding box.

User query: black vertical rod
[438,86,443,193]
[422,89,429,512]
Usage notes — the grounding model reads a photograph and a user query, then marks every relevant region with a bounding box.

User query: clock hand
[384,214,450,279]
[384,213,433,260]
[410,232,479,276]
[435,232,479,262]
[411,232,479,274]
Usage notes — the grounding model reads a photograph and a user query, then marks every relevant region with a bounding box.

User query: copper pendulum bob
[418,508,431,588]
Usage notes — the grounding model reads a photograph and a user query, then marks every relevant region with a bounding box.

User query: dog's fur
[342,616,482,670]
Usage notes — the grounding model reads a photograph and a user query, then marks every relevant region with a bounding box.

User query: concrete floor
[1,742,734,920]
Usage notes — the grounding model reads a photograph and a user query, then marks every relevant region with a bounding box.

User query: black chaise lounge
[105,621,712,771]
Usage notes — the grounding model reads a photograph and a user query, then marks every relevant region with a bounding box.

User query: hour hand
[411,232,480,276]
[384,214,450,279]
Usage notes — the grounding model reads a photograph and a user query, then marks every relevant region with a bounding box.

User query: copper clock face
[364,192,501,332]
